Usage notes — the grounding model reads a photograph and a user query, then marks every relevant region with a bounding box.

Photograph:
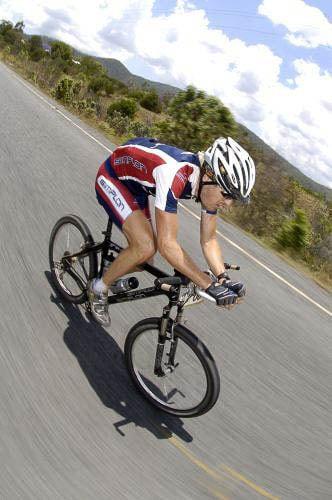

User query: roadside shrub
[53,77,82,103]
[107,111,131,135]
[28,70,38,84]
[129,120,152,137]
[88,76,115,96]
[70,98,96,117]
[276,209,311,251]
[127,88,145,100]
[107,97,138,119]
[139,90,161,113]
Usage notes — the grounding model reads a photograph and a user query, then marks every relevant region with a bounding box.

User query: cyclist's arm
[200,210,226,276]
[155,208,211,289]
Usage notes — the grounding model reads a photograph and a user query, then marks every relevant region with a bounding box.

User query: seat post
[99,218,113,278]
[105,218,113,239]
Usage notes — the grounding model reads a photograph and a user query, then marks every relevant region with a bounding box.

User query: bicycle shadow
[45,271,193,443]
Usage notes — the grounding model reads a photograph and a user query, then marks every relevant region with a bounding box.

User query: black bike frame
[60,218,186,377]
[63,218,182,307]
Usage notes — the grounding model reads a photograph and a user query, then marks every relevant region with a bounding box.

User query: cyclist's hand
[223,279,246,298]
[215,272,246,301]
[205,270,245,303]
[205,282,238,308]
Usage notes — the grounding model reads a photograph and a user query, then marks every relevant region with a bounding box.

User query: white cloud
[258,0,332,48]
[1,0,331,187]
[0,0,153,59]
[257,59,332,187]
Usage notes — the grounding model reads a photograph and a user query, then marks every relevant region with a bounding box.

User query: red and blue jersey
[103,137,201,213]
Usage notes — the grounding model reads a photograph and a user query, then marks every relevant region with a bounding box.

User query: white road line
[6,64,113,153]
[180,203,332,317]
[6,63,331,317]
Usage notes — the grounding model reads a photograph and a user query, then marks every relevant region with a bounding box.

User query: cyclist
[88,136,255,325]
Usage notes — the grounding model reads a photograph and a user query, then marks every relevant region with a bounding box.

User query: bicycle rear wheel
[124,318,220,417]
[49,215,98,303]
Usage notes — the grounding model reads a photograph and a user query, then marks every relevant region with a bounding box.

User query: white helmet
[204,137,255,201]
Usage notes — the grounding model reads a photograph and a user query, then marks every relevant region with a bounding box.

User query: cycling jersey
[95,137,201,228]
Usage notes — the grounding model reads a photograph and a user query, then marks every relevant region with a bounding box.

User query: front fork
[154,304,184,376]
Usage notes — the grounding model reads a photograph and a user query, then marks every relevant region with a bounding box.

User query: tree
[14,21,25,32]
[154,85,237,150]
[28,35,44,61]
[0,20,23,52]
[139,89,161,113]
[0,20,13,36]
[79,56,105,78]
[50,40,72,61]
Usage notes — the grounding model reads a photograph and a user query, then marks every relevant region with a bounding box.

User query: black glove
[224,280,246,297]
[216,272,246,298]
[205,282,238,307]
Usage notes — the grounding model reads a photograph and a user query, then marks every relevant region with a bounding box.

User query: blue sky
[1,0,331,187]
[132,0,331,85]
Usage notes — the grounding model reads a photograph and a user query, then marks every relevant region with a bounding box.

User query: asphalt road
[0,61,331,500]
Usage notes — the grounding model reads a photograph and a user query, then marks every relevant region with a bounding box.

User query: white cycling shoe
[87,279,111,326]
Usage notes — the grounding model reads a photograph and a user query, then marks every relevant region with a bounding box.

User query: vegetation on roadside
[1,19,331,289]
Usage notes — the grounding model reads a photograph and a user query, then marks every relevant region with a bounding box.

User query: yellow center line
[202,482,231,500]
[168,436,279,500]
[220,464,280,500]
[168,436,227,483]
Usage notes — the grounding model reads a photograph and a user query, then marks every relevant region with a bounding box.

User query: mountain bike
[49,214,239,417]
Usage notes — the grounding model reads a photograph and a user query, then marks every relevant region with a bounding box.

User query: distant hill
[39,35,331,200]
[94,57,180,97]
[239,124,332,201]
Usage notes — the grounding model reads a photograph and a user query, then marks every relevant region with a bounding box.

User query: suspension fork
[167,305,184,368]
[154,304,172,376]
[154,303,183,376]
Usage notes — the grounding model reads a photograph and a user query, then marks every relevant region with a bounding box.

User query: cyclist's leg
[123,197,156,270]
[103,210,156,287]
[95,162,156,287]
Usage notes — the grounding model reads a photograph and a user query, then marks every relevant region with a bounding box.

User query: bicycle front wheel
[49,215,98,304]
[124,318,220,417]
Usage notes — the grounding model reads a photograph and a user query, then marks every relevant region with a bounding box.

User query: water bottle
[110,277,139,294]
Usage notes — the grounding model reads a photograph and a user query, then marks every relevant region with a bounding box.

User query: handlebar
[155,263,240,303]
[196,289,216,303]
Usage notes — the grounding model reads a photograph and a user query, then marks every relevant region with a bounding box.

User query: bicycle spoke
[131,328,208,411]
[51,221,93,299]
[78,258,89,280]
